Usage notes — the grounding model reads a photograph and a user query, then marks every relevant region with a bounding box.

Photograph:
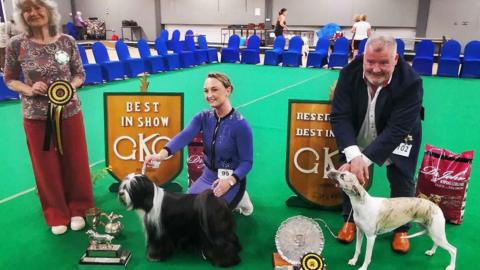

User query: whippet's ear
[340,174,345,180]
[326,164,331,171]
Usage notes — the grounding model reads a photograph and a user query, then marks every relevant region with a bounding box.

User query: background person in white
[351,14,371,56]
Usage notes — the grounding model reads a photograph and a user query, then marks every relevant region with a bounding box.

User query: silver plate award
[275,215,325,265]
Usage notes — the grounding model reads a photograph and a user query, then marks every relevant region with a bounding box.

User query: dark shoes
[392,232,410,253]
[337,222,356,243]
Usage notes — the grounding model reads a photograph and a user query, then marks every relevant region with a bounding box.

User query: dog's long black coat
[119,175,241,267]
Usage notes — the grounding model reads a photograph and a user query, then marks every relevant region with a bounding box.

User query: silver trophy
[275,215,325,266]
[79,208,131,266]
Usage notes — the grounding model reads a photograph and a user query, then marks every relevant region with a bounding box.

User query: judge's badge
[55,50,70,65]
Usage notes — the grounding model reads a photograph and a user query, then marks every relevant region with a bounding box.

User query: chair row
[221,34,349,68]
[221,34,480,79]
[412,39,480,78]
[78,34,219,84]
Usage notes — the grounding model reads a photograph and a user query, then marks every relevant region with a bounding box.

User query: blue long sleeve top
[165,108,253,181]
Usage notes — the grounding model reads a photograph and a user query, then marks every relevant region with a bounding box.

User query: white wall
[426,0,480,49]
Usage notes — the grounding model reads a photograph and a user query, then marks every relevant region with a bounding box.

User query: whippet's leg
[348,227,363,265]
[358,234,376,270]
[428,217,456,270]
[425,244,438,256]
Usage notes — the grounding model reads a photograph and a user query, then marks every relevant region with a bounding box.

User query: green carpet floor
[0,63,479,269]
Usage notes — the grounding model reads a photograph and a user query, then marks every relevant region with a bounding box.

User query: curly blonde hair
[12,0,61,36]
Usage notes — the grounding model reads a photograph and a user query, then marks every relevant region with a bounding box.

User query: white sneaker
[235,191,254,216]
[51,225,68,235]
[70,216,86,231]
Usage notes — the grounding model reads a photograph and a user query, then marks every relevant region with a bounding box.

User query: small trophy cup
[79,208,131,266]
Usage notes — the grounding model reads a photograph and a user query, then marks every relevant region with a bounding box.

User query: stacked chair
[460,40,480,78]
[328,37,350,68]
[282,36,304,67]
[77,44,103,84]
[197,35,218,63]
[437,39,461,77]
[306,38,329,68]
[167,29,180,51]
[241,35,261,64]
[137,38,165,74]
[115,40,145,78]
[221,34,240,63]
[172,35,196,68]
[264,36,285,66]
[154,37,180,71]
[412,39,435,76]
[92,42,125,82]
[184,35,207,65]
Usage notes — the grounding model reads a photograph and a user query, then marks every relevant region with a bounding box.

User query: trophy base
[79,244,131,266]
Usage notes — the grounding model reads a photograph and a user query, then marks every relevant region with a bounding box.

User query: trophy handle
[98,212,110,226]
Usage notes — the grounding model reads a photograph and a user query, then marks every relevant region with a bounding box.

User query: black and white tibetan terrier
[118,174,242,267]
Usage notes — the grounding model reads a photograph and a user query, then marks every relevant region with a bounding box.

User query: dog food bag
[416,145,474,224]
[187,133,204,187]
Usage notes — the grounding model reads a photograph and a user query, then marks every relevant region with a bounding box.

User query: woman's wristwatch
[228,177,236,186]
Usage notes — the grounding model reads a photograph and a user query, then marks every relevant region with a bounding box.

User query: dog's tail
[402,229,427,239]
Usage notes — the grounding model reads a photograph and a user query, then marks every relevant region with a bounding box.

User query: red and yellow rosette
[43,80,74,155]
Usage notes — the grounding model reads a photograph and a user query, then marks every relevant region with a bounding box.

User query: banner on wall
[285,100,343,209]
[104,93,183,186]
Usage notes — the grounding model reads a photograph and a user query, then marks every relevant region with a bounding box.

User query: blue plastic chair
[356,38,368,57]
[197,35,218,63]
[460,40,480,78]
[155,37,180,71]
[221,35,240,63]
[167,29,180,51]
[306,38,329,68]
[282,36,304,67]
[264,36,285,66]
[412,40,435,76]
[396,38,405,58]
[184,35,206,65]
[66,22,79,40]
[160,30,168,42]
[115,40,145,78]
[137,39,165,74]
[92,42,125,82]
[437,39,461,77]
[241,35,261,64]
[77,44,103,84]
[171,36,195,68]
[0,74,19,101]
[328,37,350,68]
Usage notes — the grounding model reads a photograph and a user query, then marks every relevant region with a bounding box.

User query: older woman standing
[4,0,94,235]
[144,73,254,215]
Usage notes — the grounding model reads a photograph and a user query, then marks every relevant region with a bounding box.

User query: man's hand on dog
[345,156,369,185]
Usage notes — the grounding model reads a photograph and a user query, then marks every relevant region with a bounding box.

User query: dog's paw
[445,265,455,270]
[348,258,357,265]
[425,250,435,256]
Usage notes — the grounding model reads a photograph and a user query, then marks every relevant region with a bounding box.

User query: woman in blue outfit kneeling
[144,72,254,215]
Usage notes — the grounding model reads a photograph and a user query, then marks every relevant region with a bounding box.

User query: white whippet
[326,166,456,270]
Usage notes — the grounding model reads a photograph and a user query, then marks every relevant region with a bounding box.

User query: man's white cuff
[343,145,373,166]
